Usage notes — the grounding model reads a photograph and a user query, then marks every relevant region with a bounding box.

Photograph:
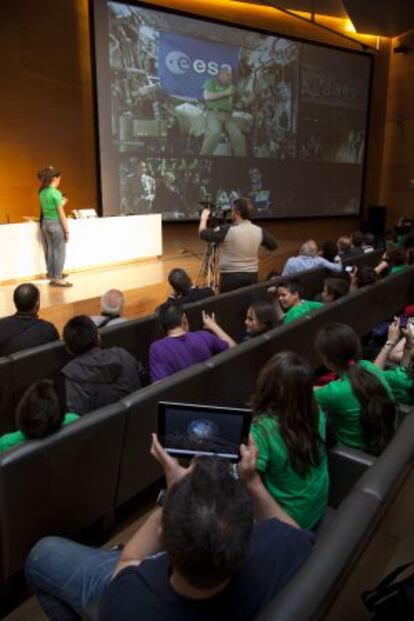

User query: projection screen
[92,0,372,220]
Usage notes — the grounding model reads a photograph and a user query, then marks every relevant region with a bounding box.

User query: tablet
[158,401,252,462]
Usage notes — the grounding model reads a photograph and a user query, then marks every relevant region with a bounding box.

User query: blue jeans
[42,219,66,280]
[25,537,120,621]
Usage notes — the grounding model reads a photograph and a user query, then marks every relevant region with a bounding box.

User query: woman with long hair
[314,323,395,455]
[245,301,277,338]
[251,351,329,529]
[37,166,72,287]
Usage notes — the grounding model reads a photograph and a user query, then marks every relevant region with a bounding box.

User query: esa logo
[165,51,231,76]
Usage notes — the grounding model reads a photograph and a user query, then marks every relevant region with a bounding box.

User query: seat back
[1,342,69,435]
[116,362,212,506]
[341,249,382,268]
[0,357,14,435]
[101,315,162,369]
[0,402,127,582]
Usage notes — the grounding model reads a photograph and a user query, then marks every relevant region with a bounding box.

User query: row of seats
[0,249,382,435]
[0,262,412,604]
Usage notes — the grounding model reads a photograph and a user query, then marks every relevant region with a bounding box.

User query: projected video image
[93,0,371,219]
[108,3,299,159]
[119,156,275,218]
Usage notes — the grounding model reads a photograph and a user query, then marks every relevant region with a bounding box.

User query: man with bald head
[282,239,343,277]
[90,289,127,328]
[0,283,59,355]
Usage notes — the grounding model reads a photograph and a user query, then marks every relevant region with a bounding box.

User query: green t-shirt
[251,409,328,529]
[384,367,414,406]
[39,186,64,220]
[390,265,409,275]
[314,360,394,451]
[0,413,79,454]
[203,78,236,113]
[283,300,324,325]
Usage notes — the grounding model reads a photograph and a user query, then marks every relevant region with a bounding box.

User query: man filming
[198,197,278,293]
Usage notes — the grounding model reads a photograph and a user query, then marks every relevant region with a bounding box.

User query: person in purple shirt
[150,303,236,381]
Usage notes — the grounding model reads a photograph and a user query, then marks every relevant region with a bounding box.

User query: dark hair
[279,279,304,298]
[232,197,253,220]
[364,232,376,248]
[385,230,398,243]
[248,301,277,334]
[403,231,414,250]
[321,240,338,263]
[351,231,364,247]
[386,247,407,267]
[15,379,65,439]
[63,315,99,354]
[323,277,350,301]
[13,283,40,313]
[168,268,192,296]
[314,323,395,454]
[37,166,60,191]
[157,302,184,332]
[357,265,378,288]
[162,457,253,589]
[252,351,324,476]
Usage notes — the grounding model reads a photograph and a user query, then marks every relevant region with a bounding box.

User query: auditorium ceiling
[236,0,414,37]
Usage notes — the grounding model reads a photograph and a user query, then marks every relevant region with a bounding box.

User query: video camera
[199,201,229,228]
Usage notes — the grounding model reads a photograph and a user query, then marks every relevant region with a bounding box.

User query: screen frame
[157,400,252,461]
[89,0,374,221]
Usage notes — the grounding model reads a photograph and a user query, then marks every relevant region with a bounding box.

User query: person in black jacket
[167,268,214,305]
[0,284,58,356]
[61,315,144,415]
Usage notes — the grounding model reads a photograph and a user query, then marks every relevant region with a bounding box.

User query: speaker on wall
[366,205,387,236]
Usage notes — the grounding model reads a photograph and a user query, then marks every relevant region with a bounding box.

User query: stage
[0,237,298,334]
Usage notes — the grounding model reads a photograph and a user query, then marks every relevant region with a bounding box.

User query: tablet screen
[158,401,252,461]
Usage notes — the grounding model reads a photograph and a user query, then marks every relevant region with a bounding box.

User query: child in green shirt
[0,379,79,454]
[251,351,329,529]
[314,323,395,454]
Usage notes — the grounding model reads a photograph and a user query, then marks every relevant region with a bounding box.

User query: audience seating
[101,315,162,369]
[0,261,413,597]
[341,249,383,268]
[115,267,414,505]
[0,402,127,593]
[0,265,330,432]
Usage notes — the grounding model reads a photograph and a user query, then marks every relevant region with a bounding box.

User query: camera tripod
[196,242,220,291]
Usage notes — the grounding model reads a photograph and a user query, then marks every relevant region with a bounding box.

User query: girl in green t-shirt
[314,323,395,455]
[0,379,79,453]
[37,166,72,287]
[251,351,329,530]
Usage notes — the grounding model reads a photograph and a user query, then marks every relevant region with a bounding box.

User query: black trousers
[219,272,258,293]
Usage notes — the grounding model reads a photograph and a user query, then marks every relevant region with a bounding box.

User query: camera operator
[198,197,278,293]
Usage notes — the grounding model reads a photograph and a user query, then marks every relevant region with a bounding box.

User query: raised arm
[374,317,400,369]
[113,434,192,578]
[238,436,298,527]
[202,310,236,348]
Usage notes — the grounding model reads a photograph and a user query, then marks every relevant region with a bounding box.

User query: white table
[0,214,162,281]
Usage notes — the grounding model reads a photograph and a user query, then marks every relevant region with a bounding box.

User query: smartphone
[157,401,252,462]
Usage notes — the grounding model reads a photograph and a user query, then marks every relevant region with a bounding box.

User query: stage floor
[0,239,298,334]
